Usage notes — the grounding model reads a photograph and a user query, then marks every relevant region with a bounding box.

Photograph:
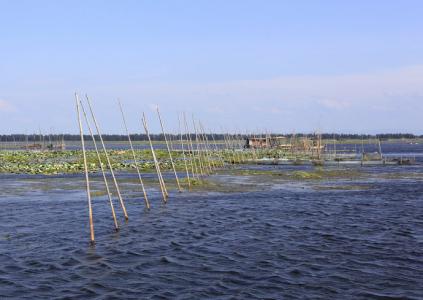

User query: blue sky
[1,0,423,134]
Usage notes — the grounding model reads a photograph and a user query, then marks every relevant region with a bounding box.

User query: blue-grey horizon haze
[1,0,423,134]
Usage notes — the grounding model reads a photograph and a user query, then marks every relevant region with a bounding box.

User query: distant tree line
[0,133,420,142]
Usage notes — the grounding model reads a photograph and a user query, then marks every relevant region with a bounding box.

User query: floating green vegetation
[0,150,193,175]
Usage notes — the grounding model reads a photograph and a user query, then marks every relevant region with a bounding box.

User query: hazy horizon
[1,1,423,134]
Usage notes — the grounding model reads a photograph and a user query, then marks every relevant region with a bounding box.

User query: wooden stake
[75,93,95,244]
[178,114,191,190]
[211,132,225,167]
[80,100,119,231]
[119,100,150,209]
[85,95,129,221]
[142,113,168,202]
[192,115,205,175]
[199,121,214,171]
[156,107,182,192]
[184,112,199,178]
[195,119,211,173]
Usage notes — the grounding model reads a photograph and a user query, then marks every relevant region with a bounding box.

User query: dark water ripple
[1,171,423,299]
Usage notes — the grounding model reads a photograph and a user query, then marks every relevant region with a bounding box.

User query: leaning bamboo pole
[199,121,215,170]
[142,113,168,202]
[178,114,191,190]
[227,132,240,164]
[184,113,200,177]
[156,107,182,192]
[196,120,212,173]
[168,133,175,152]
[85,95,129,221]
[118,100,150,209]
[182,113,196,180]
[80,100,119,231]
[222,132,234,164]
[228,132,240,164]
[192,116,206,175]
[211,132,225,167]
[75,93,95,244]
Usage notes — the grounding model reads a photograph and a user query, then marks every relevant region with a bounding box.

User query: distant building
[245,136,288,149]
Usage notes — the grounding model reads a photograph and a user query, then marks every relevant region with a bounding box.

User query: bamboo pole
[80,100,119,231]
[178,114,191,190]
[118,100,150,209]
[196,120,212,173]
[199,123,214,169]
[156,107,182,192]
[184,112,199,178]
[75,93,95,244]
[199,121,214,171]
[227,132,240,164]
[222,132,233,164]
[182,113,196,180]
[192,116,206,175]
[229,132,240,164]
[142,113,168,202]
[211,132,225,167]
[168,133,175,152]
[85,95,129,221]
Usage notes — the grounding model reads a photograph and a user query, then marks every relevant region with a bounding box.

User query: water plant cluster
[0,147,343,175]
[0,150,188,175]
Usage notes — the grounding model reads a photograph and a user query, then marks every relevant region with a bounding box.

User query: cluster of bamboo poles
[75,94,244,244]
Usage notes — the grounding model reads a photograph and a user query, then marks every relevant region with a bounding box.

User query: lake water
[0,146,423,299]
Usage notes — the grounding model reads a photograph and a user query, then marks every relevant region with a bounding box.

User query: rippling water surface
[1,164,423,299]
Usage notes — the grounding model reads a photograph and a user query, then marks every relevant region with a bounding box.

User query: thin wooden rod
[142,113,168,202]
[183,112,199,178]
[198,121,215,172]
[80,100,119,231]
[232,133,242,163]
[192,115,205,175]
[178,114,191,190]
[156,107,182,192]
[142,113,167,197]
[224,132,237,164]
[75,93,95,244]
[118,100,150,209]
[195,119,210,173]
[211,132,225,167]
[168,134,175,151]
[200,123,213,171]
[85,95,129,221]
[236,133,245,163]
